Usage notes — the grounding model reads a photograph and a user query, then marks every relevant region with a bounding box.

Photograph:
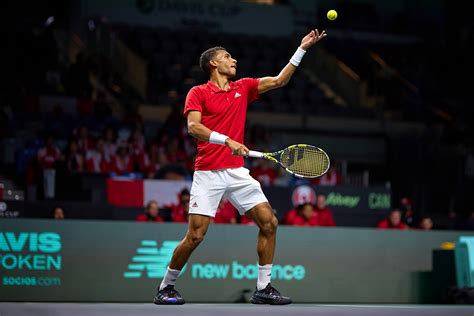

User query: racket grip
[248,150,264,158]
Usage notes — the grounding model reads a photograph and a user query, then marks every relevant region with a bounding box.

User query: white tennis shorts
[188,167,268,217]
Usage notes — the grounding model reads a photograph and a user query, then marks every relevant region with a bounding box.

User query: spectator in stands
[130,128,146,155]
[130,128,146,173]
[251,159,277,186]
[103,126,117,162]
[53,207,65,220]
[282,205,298,225]
[213,197,237,224]
[66,139,85,173]
[400,196,415,227]
[165,137,187,165]
[85,138,109,173]
[136,200,164,222]
[377,209,409,230]
[76,125,95,155]
[312,165,342,186]
[418,216,434,230]
[282,202,318,226]
[314,194,336,226]
[145,144,168,179]
[37,134,62,199]
[171,189,190,223]
[110,140,134,175]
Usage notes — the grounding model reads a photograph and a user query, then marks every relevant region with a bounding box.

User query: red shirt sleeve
[240,78,259,103]
[184,87,204,117]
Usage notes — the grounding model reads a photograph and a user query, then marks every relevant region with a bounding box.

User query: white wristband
[289,47,306,67]
[209,131,229,145]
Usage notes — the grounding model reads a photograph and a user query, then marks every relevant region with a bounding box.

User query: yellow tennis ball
[440,242,455,250]
[327,9,338,21]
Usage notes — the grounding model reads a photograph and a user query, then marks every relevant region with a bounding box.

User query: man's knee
[260,215,278,236]
[186,230,206,248]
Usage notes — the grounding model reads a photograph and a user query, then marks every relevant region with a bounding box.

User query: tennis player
[154,29,327,305]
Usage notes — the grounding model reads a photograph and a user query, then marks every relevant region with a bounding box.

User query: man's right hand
[225,138,250,157]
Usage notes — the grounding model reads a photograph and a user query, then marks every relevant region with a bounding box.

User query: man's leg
[168,214,210,270]
[154,214,210,305]
[245,202,278,266]
[246,202,292,305]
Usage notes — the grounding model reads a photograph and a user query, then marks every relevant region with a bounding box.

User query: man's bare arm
[258,29,327,94]
[187,111,249,156]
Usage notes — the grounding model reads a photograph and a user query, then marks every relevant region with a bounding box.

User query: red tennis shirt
[184,78,259,171]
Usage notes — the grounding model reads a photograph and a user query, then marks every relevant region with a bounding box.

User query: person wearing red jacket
[86,138,110,173]
[314,194,336,227]
[38,134,62,199]
[171,189,190,223]
[110,141,134,175]
[377,209,409,230]
[213,197,237,224]
[282,203,318,226]
[136,200,164,222]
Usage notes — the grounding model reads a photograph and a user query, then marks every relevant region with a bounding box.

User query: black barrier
[264,185,390,227]
[2,219,472,303]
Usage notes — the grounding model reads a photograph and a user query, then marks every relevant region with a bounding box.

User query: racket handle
[248,150,264,158]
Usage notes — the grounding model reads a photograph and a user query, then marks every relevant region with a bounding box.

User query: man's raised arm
[257,29,327,95]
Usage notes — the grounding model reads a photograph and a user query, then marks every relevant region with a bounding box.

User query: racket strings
[280,146,329,177]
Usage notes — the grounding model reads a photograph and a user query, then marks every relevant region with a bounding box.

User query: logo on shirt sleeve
[234,92,241,99]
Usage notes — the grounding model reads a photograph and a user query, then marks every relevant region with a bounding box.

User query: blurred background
[2,0,473,228]
[2,0,474,306]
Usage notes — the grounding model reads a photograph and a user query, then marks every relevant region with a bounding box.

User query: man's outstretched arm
[257,29,327,95]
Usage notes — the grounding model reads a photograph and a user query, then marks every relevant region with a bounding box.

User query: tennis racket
[247,144,330,178]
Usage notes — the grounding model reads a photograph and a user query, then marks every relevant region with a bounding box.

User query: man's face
[147,203,159,217]
[181,195,190,213]
[301,204,314,220]
[420,218,433,230]
[54,208,64,219]
[212,50,237,78]
[316,196,326,209]
[389,210,401,226]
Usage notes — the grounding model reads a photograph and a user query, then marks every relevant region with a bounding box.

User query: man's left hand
[300,29,327,50]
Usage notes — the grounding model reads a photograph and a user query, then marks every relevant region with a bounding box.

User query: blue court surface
[0,303,473,316]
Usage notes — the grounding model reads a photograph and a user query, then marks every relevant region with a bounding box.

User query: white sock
[159,267,181,291]
[257,264,272,290]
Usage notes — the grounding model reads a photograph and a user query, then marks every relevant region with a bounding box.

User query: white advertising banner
[143,179,191,207]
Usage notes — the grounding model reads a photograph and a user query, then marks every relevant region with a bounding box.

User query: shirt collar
[206,80,237,93]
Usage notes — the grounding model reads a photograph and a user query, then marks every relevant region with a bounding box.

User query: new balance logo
[234,92,241,98]
[123,240,184,279]
[192,202,198,207]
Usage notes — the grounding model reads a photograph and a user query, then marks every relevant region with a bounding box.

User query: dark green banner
[1,219,473,303]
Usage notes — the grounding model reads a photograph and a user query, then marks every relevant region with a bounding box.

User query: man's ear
[209,59,218,67]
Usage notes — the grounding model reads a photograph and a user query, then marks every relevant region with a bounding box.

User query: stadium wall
[1,219,472,303]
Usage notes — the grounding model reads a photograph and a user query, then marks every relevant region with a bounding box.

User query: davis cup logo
[291,185,316,207]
